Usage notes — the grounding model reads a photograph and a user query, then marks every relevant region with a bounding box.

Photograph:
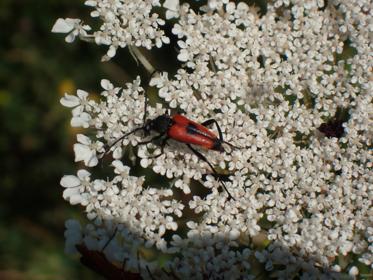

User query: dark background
[1,0,117,278]
[0,0,181,278]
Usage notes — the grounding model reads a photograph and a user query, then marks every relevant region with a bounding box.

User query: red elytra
[167,114,224,151]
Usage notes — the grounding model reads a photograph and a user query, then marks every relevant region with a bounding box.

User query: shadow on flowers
[66,216,362,280]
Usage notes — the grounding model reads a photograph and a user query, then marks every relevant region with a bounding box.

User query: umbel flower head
[56,0,372,278]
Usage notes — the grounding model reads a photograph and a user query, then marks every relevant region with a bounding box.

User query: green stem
[129,46,156,74]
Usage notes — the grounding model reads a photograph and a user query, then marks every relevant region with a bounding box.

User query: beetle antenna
[220,179,235,200]
[103,126,144,156]
[223,141,243,150]
[143,89,148,125]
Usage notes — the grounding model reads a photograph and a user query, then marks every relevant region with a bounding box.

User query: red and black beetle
[105,75,240,200]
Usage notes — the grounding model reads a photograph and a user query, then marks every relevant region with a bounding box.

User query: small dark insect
[318,120,345,138]
[105,74,241,200]
[318,107,349,138]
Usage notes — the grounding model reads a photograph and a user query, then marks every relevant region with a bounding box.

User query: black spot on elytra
[186,123,198,135]
[212,139,224,152]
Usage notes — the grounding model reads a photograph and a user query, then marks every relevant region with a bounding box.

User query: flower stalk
[129,46,156,75]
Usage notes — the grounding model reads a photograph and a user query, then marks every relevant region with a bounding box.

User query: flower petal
[74,143,92,162]
[86,154,98,167]
[71,113,91,128]
[77,134,91,145]
[77,169,91,179]
[52,18,75,33]
[60,175,81,188]
[77,89,88,99]
[60,94,80,107]
[101,79,113,90]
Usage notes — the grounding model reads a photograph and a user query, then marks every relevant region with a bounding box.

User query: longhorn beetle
[105,73,240,200]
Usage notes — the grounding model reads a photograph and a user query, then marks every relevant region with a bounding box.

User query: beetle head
[145,114,172,135]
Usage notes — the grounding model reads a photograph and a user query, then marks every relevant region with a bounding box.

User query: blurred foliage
[0,0,110,278]
[0,0,181,277]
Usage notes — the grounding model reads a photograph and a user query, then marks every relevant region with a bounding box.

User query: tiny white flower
[60,169,91,205]
[177,49,189,62]
[229,229,240,240]
[52,18,78,33]
[163,0,180,19]
[60,94,80,107]
[348,266,359,276]
[52,18,91,43]
[61,90,92,128]
[74,134,98,167]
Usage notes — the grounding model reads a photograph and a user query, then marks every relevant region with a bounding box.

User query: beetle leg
[202,119,242,150]
[201,119,224,141]
[101,227,118,252]
[143,93,148,125]
[145,265,156,280]
[118,249,155,280]
[137,133,164,145]
[147,137,168,159]
[137,135,168,159]
[187,144,235,200]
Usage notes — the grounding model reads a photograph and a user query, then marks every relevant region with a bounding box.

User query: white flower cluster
[52,0,170,60]
[58,0,373,278]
